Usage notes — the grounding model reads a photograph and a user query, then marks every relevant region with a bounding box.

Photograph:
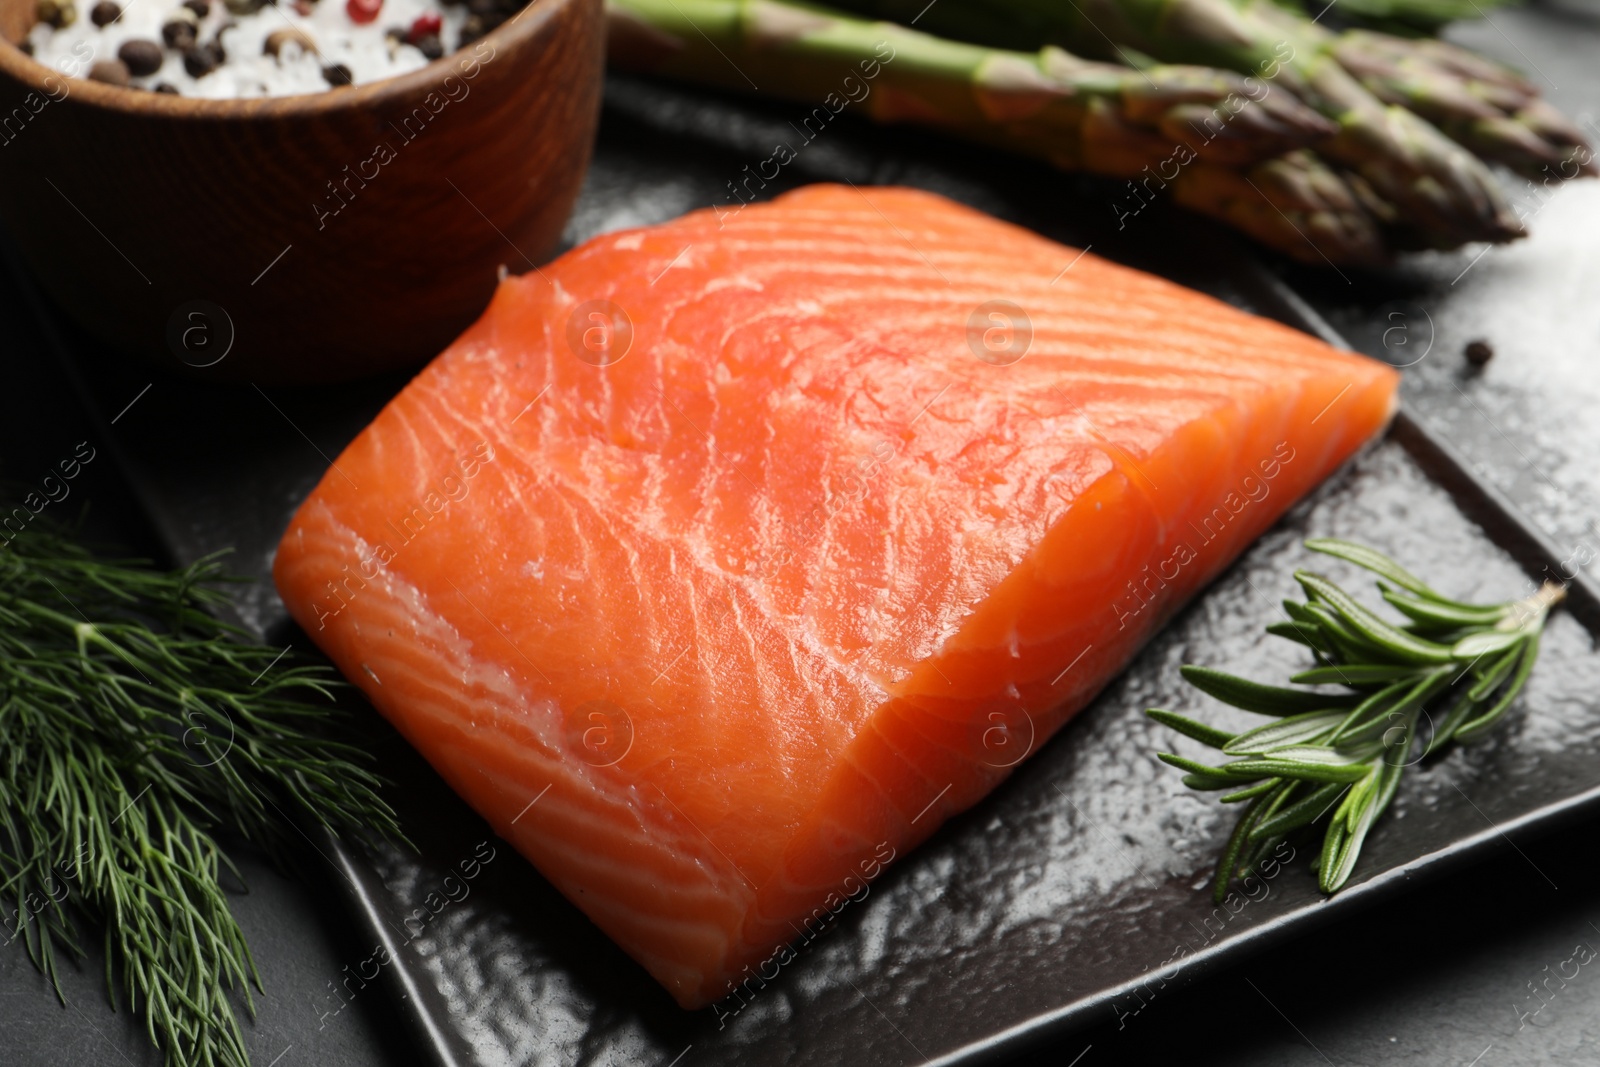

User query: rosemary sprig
[1148,538,1563,902]
[0,518,402,1067]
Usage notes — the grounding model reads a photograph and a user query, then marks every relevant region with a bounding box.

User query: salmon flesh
[273,185,1400,1008]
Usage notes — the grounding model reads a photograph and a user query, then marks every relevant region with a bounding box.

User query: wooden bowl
[0,0,602,383]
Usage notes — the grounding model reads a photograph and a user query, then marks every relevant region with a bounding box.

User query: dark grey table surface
[3,3,1600,1064]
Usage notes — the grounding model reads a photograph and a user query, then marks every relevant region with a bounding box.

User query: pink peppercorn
[408,11,441,39]
[346,0,382,24]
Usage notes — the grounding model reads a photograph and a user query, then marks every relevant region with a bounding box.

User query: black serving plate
[15,70,1600,1067]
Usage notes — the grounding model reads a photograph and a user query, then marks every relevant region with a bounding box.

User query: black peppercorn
[87,58,130,85]
[183,40,224,76]
[118,38,164,76]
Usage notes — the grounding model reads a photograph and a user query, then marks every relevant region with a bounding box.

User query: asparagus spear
[837,0,1545,243]
[607,0,1390,263]
[1272,0,1513,35]
[1328,28,1596,180]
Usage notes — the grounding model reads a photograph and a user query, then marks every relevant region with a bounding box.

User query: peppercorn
[182,0,209,14]
[118,38,163,76]
[223,0,261,13]
[35,0,76,28]
[321,61,352,85]
[1464,340,1494,367]
[87,58,130,84]
[153,81,180,93]
[183,40,224,76]
[408,10,440,39]
[162,11,198,48]
[90,0,121,24]
[263,26,316,57]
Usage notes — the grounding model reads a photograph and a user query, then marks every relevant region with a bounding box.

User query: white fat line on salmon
[711,42,896,231]
[761,379,964,578]
[663,397,762,492]
[446,575,553,684]
[310,441,495,631]
[1052,385,1161,491]
[1109,41,1297,234]
[0,440,96,552]
[1108,841,1295,1032]
[762,430,910,579]
[712,840,898,1029]
[1111,441,1296,633]
[311,840,498,1032]
[649,643,695,685]
[652,784,759,891]
[844,179,952,284]
[310,41,498,232]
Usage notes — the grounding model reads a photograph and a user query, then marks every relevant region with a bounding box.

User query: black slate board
[15,70,1600,1067]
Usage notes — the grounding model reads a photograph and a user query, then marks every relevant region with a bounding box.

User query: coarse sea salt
[26,0,469,98]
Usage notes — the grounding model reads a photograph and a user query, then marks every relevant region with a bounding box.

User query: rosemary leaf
[1145,709,1236,749]
[1178,665,1357,715]
[1149,539,1564,897]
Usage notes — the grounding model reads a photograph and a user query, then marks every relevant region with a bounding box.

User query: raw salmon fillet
[274,185,1398,1009]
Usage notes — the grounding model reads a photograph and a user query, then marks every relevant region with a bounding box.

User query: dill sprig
[0,519,401,1067]
[1148,538,1563,902]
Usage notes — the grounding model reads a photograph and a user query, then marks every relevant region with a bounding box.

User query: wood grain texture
[0,0,603,383]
